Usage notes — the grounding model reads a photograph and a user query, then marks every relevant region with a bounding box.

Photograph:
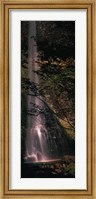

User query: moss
[65,162,75,176]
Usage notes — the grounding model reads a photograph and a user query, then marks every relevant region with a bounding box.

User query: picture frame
[0,0,96,198]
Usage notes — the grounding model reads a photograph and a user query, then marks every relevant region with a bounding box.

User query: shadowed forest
[21,21,75,178]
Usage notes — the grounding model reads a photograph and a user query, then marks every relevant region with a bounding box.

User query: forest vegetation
[21,21,75,178]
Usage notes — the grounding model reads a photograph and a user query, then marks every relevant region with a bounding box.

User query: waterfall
[24,22,69,163]
[24,21,47,162]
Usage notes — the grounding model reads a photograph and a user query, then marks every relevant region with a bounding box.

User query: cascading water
[24,21,69,163]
